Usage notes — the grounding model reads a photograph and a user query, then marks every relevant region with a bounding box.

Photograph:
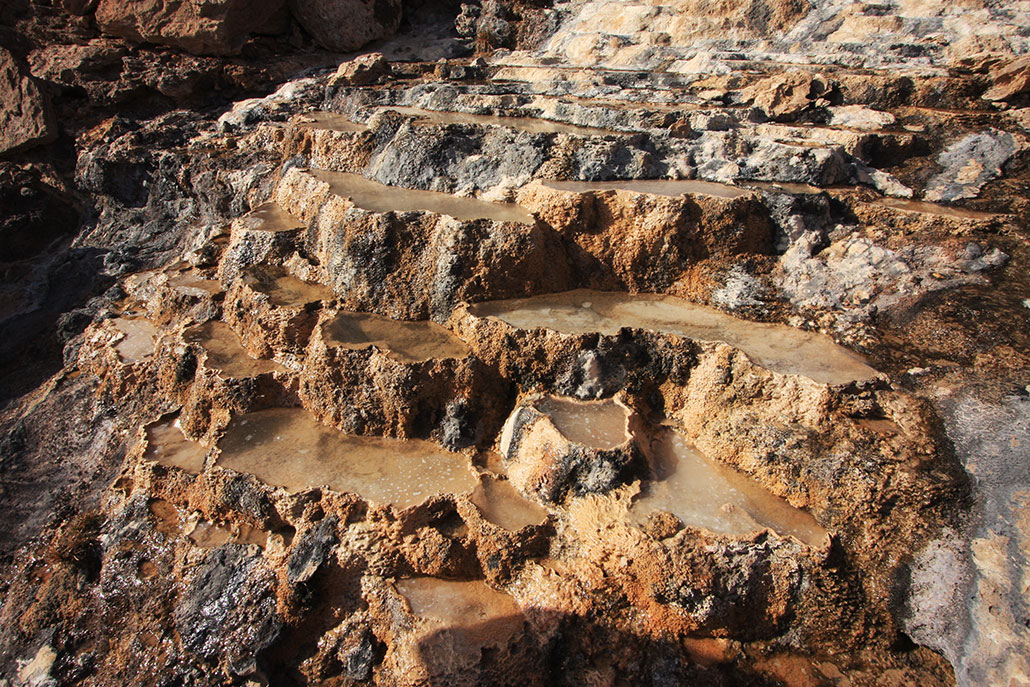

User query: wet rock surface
[0,1,1029,686]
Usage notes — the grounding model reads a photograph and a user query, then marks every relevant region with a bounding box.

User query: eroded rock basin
[243,267,334,307]
[142,416,207,474]
[629,430,828,547]
[308,169,535,224]
[111,317,159,363]
[470,476,549,531]
[396,578,524,642]
[293,111,365,133]
[321,311,469,362]
[216,408,478,508]
[184,321,282,378]
[533,395,629,449]
[869,197,998,219]
[240,202,305,233]
[471,290,878,385]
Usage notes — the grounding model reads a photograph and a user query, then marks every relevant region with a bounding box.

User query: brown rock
[518,182,774,291]
[289,0,402,52]
[744,70,834,122]
[94,0,288,56]
[0,48,56,156]
[329,52,391,86]
[983,55,1030,102]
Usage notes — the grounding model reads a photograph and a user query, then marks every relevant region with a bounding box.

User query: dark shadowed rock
[175,544,282,675]
[289,0,403,52]
[287,516,340,584]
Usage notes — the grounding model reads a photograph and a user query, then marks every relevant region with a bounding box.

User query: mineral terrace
[1,0,1029,685]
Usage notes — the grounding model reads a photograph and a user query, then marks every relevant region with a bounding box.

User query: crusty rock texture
[1,1,1030,686]
[0,47,55,155]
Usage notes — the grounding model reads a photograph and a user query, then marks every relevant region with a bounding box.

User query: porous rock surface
[1,1,1029,686]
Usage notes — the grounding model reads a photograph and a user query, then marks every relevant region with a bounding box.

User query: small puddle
[629,430,827,547]
[470,476,549,531]
[142,417,207,474]
[183,321,282,378]
[243,266,334,307]
[533,396,629,450]
[240,202,305,233]
[216,408,478,508]
[111,317,159,363]
[187,520,233,548]
[396,578,524,643]
[293,111,365,133]
[869,197,996,220]
[321,311,469,362]
[167,271,222,297]
[308,169,534,224]
[469,290,877,385]
[380,105,622,137]
[743,181,825,195]
[541,178,749,200]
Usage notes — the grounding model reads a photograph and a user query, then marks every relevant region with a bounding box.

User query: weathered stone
[0,47,55,156]
[330,52,391,86]
[289,0,402,52]
[983,54,1030,102]
[744,70,834,122]
[174,544,282,674]
[924,129,1022,202]
[95,0,288,56]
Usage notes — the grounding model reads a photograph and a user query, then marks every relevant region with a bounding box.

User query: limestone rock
[924,129,1022,202]
[94,0,288,56]
[0,48,56,156]
[289,0,403,52]
[983,55,1030,102]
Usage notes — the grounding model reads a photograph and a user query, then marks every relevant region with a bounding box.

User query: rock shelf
[307,169,535,224]
[470,290,878,385]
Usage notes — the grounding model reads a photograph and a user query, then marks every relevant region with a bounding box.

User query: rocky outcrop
[983,54,1030,102]
[94,0,289,55]
[0,47,55,155]
[2,1,1030,686]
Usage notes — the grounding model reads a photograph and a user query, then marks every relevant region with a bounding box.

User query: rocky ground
[1,0,1029,686]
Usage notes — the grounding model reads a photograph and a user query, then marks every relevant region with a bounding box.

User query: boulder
[329,51,391,86]
[983,55,1030,102]
[744,70,834,122]
[289,0,402,52]
[0,47,56,156]
[94,0,289,56]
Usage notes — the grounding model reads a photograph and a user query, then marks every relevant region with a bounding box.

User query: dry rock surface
[1,1,1029,687]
